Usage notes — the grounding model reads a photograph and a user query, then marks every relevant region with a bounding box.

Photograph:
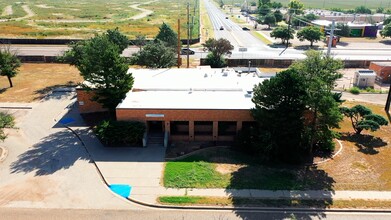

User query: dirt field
[0,64,82,103]
[319,102,391,190]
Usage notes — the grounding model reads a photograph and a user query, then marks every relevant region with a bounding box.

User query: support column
[213,121,218,141]
[189,121,194,141]
[236,121,242,134]
[165,121,170,134]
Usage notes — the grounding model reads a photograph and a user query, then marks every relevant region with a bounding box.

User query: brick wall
[116,108,254,142]
[369,63,391,83]
[116,109,253,122]
[76,89,107,114]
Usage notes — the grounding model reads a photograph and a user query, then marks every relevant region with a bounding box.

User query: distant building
[369,62,391,83]
[347,22,378,37]
[354,70,377,88]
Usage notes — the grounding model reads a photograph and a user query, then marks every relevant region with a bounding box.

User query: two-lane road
[204,0,268,50]
[202,0,391,61]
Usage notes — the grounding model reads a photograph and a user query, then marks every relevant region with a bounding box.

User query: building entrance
[147,121,164,133]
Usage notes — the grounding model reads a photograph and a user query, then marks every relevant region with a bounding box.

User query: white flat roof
[117,90,255,110]
[117,68,267,110]
[312,20,332,26]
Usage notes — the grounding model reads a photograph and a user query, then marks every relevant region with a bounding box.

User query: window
[194,121,213,135]
[170,121,189,135]
[218,121,237,136]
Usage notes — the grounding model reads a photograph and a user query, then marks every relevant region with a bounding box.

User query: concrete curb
[0,106,33,109]
[313,139,343,165]
[0,146,8,162]
[127,196,391,213]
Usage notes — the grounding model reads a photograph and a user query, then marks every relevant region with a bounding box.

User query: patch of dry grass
[318,101,391,190]
[158,196,391,209]
[0,64,82,102]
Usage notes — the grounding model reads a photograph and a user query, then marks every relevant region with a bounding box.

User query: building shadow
[34,84,76,101]
[339,132,387,155]
[52,103,165,163]
[226,164,335,220]
[10,129,90,176]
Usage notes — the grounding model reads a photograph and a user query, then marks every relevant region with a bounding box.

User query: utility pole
[187,2,190,68]
[177,19,181,68]
[327,19,335,56]
[286,12,292,48]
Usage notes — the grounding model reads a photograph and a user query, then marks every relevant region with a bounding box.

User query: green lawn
[163,148,334,190]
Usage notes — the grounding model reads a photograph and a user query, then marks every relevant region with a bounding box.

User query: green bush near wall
[95,120,145,146]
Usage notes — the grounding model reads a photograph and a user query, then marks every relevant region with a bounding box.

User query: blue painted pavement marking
[109,184,132,198]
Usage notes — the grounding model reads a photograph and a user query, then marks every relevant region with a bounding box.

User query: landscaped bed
[163,101,391,191]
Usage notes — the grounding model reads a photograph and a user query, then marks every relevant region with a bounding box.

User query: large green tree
[273,10,283,23]
[130,40,177,68]
[262,13,276,29]
[335,23,351,37]
[340,105,388,134]
[270,25,295,44]
[381,24,391,38]
[202,38,234,68]
[155,22,178,49]
[105,28,129,52]
[297,26,323,47]
[288,0,304,15]
[290,50,344,151]
[134,34,147,50]
[355,5,372,14]
[0,48,21,88]
[251,69,307,163]
[62,32,133,112]
[258,4,271,16]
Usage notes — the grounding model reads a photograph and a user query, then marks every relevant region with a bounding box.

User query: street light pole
[327,20,336,56]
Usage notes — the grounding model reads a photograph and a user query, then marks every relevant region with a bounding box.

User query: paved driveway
[55,98,167,204]
[0,92,133,209]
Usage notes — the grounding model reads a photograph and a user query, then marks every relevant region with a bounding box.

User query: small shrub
[365,87,375,93]
[349,87,360,94]
[94,120,145,146]
[0,112,15,141]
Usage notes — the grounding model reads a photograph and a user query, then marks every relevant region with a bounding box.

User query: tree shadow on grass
[227,163,335,220]
[293,45,322,50]
[10,129,89,176]
[339,132,387,155]
[0,87,9,94]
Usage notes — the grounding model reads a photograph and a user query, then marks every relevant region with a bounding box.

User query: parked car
[220,26,224,30]
[242,27,250,31]
[180,48,195,55]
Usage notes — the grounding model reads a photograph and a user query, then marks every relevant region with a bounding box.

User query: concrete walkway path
[62,106,166,204]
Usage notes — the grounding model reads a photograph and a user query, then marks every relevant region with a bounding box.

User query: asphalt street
[1,207,391,220]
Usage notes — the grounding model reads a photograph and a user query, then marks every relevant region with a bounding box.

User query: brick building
[369,62,391,83]
[77,67,265,143]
